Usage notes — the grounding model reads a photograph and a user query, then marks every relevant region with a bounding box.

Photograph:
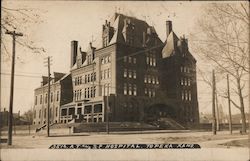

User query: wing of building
[33,13,199,127]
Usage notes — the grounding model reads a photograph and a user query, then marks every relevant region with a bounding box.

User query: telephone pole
[5,30,23,145]
[227,74,232,134]
[44,56,52,137]
[212,70,217,135]
[215,91,220,131]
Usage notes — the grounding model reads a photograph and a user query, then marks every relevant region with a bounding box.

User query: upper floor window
[128,84,132,95]
[101,55,111,64]
[45,93,48,103]
[124,69,127,78]
[51,92,53,102]
[156,77,159,84]
[35,96,37,105]
[189,91,192,101]
[128,70,132,78]
[144,75,147,83]
[133,70,136,79]
[133,58,136,64]
[124,83,127,95]
[40,95,43,104]
[56,91,59,101]
[133,84,137,96]
[128,56,132,63]
[123,56,127,63]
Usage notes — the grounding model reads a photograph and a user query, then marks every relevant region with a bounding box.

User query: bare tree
[22,109,34,135]
[190,3,249,133]
[1,5,46,61]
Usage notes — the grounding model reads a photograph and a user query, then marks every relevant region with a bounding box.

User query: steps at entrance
[158,118,185,130]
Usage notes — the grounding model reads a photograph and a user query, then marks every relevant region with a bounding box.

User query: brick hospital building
[33,13,199,127]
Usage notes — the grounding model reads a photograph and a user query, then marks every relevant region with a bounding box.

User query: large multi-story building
[33,73,73,125]
[33,13,199,126]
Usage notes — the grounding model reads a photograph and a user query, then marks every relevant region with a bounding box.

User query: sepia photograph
[0,1,249,161]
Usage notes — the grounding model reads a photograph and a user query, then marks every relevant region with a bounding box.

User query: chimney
[71,40,78,68]
[166,20,172,38]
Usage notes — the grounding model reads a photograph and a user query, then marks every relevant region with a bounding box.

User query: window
[181,91,184,100]
[133,57,136,64]
[124,56,127,63]
[144,75,147,83]
[184,78,187,86]
[104,56,107,64]
[87,74,90,82]
[123,69,127,78]
[85,75,87,83]
[34,110,36,119]
[153,59,156,66]
[128,70,132,78]
[91,73,93,82]
[133,84,137,96]
[148,89,152,98]
[152,77,155,84]
[39,110,41,118]
[148,75,151,83]
[107,68,110,78]
[145,88,148,95]
[128,84,132,95]
[124,83,127,95]
[104,70,107,79]
[185,91,188,100]
[101,58,104,64]
[181,66,183,72]
[146,56,149,65]
[35,96,37,105]
[133,70,136,79]
[100,71,103,80]
[189,91,192,101]
[128,56,132,63]
[55,107,58,117]
[56,91,59,101]
[93,72,96,81]
[93,86,96,97]
[181,78,184,85]
[84,88,87,98]
[87,88,90,98]
[188,78,191,86]
[51,92,53,102]
[91,87,93,98]
[80,76,82,84]
[44,109,46,118]
[152,89,155,97]
[40,95,43,104]
[108,55,111,63]
[156,77,159,84]
[45,93,47,103]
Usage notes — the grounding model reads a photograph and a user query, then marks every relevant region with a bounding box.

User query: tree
[22,109,34,135]
[1,5,46,61]
[190,3,249,133]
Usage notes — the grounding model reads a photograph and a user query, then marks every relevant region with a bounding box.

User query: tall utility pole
[215,91,220,131]
[5,30,23,145]
[44,56,52,137]
[227,74,232,134]
[212,70,217,135]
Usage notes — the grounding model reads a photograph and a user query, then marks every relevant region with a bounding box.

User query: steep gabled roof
[162,31,179,58]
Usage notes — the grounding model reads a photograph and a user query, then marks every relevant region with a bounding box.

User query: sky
[1,1,247,115]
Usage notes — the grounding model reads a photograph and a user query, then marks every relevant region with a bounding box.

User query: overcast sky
[1,1,246,115]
